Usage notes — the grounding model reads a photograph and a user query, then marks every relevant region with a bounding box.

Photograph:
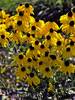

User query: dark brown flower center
[45,67,49,72]
[68,11,73,17]
[30,72,34,77]
[69,21,74,26]
[35,40,39,45]
[29,45,34,50]
[25,3,29,8]
[1,34,5,39]
[31,26,36,31]
[27,58,32,62]
[50,28,54,33]
[19,11,24,16]
[45,51,49,57]
[57,41,62,46]
[19,54,23,59]
[17,20,22,26]
[46,35,51,40]
[50,55,56,60]
[39,61,43,65]
[66,47,70,52]
[40,44,45,49]
[64,60,70,66]
[27,33,30,37]
[21,67,26,72]
[70,41,74,46]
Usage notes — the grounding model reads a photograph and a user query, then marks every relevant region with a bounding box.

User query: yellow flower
[53,33,67,55]
[39,65,53,78]
[29,16,35,25]
[62,41,75,58]
[15,65,30,80]
[60,12,75,35]
[15,10,35,33]
[24,3,34,15]
[58,60,75,74]
[37,56,46,68]
[60,12,73,25]
[24,56,34,68]
[29,24,42,38]
[16,3,34,16]
[61,20,75,35]
[38,50,51,66]
[0,30,10,47]
[0,24,6,30]
[4,15,16,30]
[15,19,25,32]
[31,39,41,50]
[10,30,23,44]
[13,52,26,66]
[22,33,35,44]
[36,55,53,78]
[29,19,45,38]
[38,43,49,54]
[35,18,45,28]
[16,4,25,14]
[26,45,40,57]
[49,53,62,68]
[0,9,9,19]
[43,33,57,48]
[48,83,54,92]
[25,72,40,86]
[40,21,59,36]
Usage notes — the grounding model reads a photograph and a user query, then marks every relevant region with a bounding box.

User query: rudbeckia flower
[16,4,25,14]
[25,72,40,86]
[0,24,6,30]
[0,9,9,19]
[43,33,57,48]
[35,18,45,28]
[60,20,75,35]
[14,12,30,32]
[62,40,75,58]
[15,19,24,31]
[49,53,62,67]
[16,3,34,17]
[58,60,75,74]
[29,23,42,38]
[10,30,23,44]
[24,56,34,68]
[53,33,67,55]
[48,82,54,92]
[31,39,41,50]
[29,19,45,38]
[24,3,34,16]
[38,43,49,54]
[15,65,30,80]
[5,15,16,31]
[37,57,46,68]
[60,11,74,25]
[0,30,10,47]
[22,33,35,44]
[15,9,35,33]
[40,21,59,36]
[26,45,40,58]
[37,54,51,68]
[13,52,26,66]
[39,65,53,78]
[60,12,75,35]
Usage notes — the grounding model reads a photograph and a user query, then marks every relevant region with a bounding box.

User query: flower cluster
[0,3,75,94]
